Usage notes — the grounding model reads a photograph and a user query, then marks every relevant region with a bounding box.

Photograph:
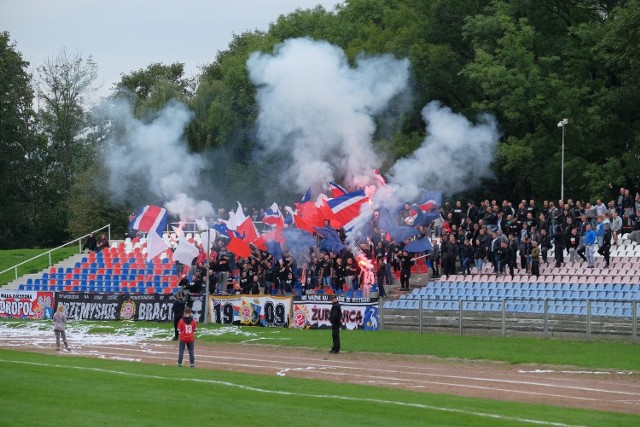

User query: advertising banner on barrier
[208,295,292,327]
[0,290,54,319]
[55,292,205,322]
[291,295,379,331]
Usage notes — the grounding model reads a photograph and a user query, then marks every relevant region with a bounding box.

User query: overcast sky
[1,0,342,99]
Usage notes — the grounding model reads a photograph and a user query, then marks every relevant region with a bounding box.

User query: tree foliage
[3,0,640,248]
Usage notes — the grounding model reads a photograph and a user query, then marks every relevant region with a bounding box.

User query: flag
[129,205,168,235]
[313,226,344,253]
[213,222,242,239]
[199,229,217,251]
[298,202,323,228]
[328,181,347,198]
[300,187,311,203]
[235,201,247,225]
[194,217,209,231]
[319,199,342,228]
[377,206,395,232]
[265,240,283,261]
[145,230,168,263]
[414,189,442,213]
[237,217,258,243]
[262,202,284,228]
[294,214,313,234]
[227,236,252,258]
[327,189,369,231]
[173,237,199,265]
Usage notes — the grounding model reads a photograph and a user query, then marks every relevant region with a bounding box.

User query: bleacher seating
[384,236,640,317]
[18,237,182,294]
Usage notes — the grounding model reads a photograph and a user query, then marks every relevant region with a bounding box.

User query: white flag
[173,237,199,265]
[146,231,169,263]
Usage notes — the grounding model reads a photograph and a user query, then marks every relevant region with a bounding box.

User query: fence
[379,297,639,343]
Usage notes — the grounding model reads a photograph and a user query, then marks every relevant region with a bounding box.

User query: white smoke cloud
[247,37,410,192]
[388,101,500,203]
[102,99,215,219]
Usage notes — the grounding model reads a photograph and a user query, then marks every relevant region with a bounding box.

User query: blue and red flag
[300,187,312,203]
[262,202,285,228]
[327,189,369,231]
[129,205,168,235]
[328,182,347,198]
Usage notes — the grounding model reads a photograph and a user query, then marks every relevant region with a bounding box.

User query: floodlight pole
[559,118,568,202]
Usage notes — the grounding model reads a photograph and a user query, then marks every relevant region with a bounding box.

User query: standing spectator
[583,224,597,268]
[53,304,71,352]
[398,250,413,290]
[598,223,612,268]
[461,239,474,276]
[215,255,230,294]
[474,238,487,273]
[375,257,387,297]
[329,296,342,354]
[333,257,346,292]
[519,236,532,273]
[444,234,458,277]
[530,241,540,277]
[553,226,565,267]
[611,211,622,245]
[539,228,552,264]
[320,253,334,290]
[430,239,440,279]
[177,307,197,368]
[171,291,186,340]
[82,233,97,252]
[567,228,580,264]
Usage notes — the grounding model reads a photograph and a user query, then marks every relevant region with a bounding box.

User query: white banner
[291,295,379,331]
[0,290,54,319]
[208,295,292,327]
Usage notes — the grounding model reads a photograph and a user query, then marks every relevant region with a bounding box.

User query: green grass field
[0,348,637,427]
[0,247,79,286]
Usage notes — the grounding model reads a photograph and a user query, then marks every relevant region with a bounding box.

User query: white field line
[57,347,623,403]
[83,344,640,398]
[0,358,586,427]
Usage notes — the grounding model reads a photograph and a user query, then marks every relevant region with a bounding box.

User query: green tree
[0,32,45,248]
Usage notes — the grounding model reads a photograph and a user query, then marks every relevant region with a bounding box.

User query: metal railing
[0,224,111,282]
[379,297,639,344]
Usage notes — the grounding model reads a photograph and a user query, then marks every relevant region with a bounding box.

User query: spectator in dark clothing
[398,250,414,291]
[172,291,186,341]
[553,226,565,267]
[598,223,612,267]
[96,234,109,252]
[82,233,97,252]
[329,296,342,354]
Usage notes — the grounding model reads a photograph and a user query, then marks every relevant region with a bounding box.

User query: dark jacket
[330,301,342,327]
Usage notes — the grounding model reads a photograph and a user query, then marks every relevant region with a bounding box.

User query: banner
[291,295,379,331]
[0,291,54,319]
[55,292,205,322]
[208,295,292,327]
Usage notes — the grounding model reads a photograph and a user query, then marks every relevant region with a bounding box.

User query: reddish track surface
[4,339,640,415]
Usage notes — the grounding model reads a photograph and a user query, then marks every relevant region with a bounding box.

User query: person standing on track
[171,291,186,340]
[53,304,71,351]
[329,296,342,354]
[177,307,197,368]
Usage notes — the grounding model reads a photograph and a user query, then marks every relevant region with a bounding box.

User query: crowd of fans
[123,186,640,297]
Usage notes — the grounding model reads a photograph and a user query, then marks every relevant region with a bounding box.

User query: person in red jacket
[177,307,197,368]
